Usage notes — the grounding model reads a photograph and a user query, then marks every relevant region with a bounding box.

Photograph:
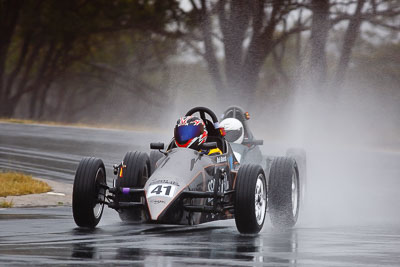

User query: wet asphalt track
[1,122,400,266]
[0,122,169,184]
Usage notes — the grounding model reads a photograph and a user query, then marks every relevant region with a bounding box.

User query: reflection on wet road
[1,207,400,266]
[1,122,400,266]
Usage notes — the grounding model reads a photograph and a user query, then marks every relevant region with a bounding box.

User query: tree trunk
[295,8,304,67]
[0,0,22,93]
[0,94,19,117]
[309,0,330,88]
[0,1,23,116]
[29,42,57,119]
[240,41,271,106]
[199,0,226,104]
[240,16,278,106]
[4,33,32,99]
[333,0,366,88]
[37,78,54,119]
[218,0,250,105]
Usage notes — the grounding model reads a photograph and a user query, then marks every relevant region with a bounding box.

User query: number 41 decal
[147,184,177,198]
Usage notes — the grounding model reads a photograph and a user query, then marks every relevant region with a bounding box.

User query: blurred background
[0,0,398,133]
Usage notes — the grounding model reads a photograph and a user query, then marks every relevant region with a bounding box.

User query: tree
[0,0,23,116]
[334,0,399,87]
[0,0,181,119]
[309,0,330,88]
[307,0,400,91]
[181,0,308,106]
[178,0,399,106]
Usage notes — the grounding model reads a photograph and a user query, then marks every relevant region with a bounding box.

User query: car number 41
[147,184,177,198]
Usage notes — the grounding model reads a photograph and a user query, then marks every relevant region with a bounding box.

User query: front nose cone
[147,196,171,220]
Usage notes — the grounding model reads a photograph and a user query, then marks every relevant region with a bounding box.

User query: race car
[220,106,266,168]
[220,106,307,205]
[72,106,301,234]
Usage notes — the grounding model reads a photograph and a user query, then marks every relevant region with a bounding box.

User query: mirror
[150,142,164,150]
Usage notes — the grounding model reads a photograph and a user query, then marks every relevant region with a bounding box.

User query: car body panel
[144,147,237,225]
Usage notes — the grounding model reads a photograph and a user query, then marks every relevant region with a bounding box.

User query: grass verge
[0,171,51,197]
[0,200,13,208]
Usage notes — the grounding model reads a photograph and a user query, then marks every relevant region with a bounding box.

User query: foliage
[0,0,181,120]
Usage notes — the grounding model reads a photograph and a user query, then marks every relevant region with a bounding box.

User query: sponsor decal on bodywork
[149,179,180,186]
[216,155,227,163]
[206,171,229,203]
[148,199,166,205]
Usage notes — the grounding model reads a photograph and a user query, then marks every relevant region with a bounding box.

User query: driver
[174,116,222,155]
[219,118,244,144]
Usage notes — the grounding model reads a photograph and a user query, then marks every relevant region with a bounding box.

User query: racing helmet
[174,116,208,150]
[220,118,244,144]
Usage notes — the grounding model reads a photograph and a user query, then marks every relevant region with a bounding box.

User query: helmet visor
[225,129,242,143]
[174,125,203,145]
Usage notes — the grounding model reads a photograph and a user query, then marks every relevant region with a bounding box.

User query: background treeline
[0,0,399,129]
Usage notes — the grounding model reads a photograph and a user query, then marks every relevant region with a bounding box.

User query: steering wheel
[185,106,219,126]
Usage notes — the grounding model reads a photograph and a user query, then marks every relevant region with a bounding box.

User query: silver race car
[72,106,303,233]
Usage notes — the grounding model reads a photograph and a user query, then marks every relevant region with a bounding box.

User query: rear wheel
[234,164,267,234]
[116,151,150,222]
[72,157,106,228]
[269,157,300,228]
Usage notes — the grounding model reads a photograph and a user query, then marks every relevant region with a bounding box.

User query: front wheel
[72,157,107,228]
[269,157,300,228]
[235,164,267,234]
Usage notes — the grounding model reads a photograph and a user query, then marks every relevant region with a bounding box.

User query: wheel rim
[291,171,299,217]
[255,174,267,225]
[94,168,105,219]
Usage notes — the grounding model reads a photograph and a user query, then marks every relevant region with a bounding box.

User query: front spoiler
[106,186,235,214]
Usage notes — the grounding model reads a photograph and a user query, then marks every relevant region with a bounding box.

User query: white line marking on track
[47,192,66,196]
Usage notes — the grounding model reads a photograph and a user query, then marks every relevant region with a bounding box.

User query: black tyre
[72,157,107,228]
[116,151,150,222]
[269,157,300,228]
[235,164,267,234]
[286,148,306,170]
[286,148,307,205]
[149,150,164,175]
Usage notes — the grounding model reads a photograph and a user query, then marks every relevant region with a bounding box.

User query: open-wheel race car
[220,106,307,206]
[72,106,302,234]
